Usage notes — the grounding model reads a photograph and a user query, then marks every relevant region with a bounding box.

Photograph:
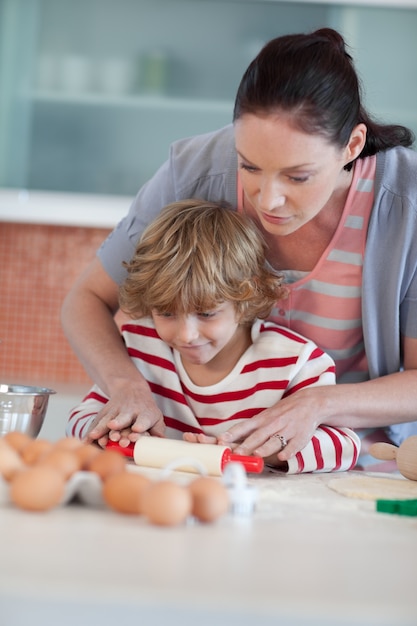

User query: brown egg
[87,449,127,481]
[20,438,54,465]
[38,449,82,480]
[188,476,230,522]
[75,443,102,469]
[102,471,151,514]
[0,438,26,481]
[10,466,66,511]
[3,431,31,454]
[53,437,85,452]
[143,480,192,526]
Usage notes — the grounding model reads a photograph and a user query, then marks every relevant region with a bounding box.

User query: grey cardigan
[98,125,417,444]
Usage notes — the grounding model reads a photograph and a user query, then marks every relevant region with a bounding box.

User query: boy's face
[151,302,249,368]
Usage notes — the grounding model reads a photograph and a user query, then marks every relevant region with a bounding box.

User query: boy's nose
[177,316,200,343]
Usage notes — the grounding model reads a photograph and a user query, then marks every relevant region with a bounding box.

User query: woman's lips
[261,212,292,225]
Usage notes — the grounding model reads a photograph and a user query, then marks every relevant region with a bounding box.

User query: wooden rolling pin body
[131,437,264,476]
[133,438,229,476]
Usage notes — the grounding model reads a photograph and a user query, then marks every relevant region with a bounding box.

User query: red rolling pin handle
[106,440,134,457]
[106,440,264,473]
[221,449,264,473]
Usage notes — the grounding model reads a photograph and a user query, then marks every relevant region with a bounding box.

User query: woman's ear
[344,123,367,164]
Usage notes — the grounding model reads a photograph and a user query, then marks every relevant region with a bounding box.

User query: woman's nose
[259,179,286,211]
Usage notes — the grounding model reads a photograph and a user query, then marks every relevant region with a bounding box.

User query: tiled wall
[0,221,113,387]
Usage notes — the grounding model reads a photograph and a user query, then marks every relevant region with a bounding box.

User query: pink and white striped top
[264,156,376,383]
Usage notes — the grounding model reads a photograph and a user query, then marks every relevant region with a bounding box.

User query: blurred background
[0,0,416,391]
[1,0,416,196]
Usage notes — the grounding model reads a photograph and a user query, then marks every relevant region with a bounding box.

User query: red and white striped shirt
[67,318,360,474]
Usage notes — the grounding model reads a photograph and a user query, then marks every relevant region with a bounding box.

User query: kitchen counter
[0,467,416,626]
[0,188,131,228]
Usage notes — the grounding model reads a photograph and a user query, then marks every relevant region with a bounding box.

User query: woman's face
[234,113,359,236]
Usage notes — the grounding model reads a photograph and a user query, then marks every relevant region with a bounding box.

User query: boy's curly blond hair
[119,199,286,324]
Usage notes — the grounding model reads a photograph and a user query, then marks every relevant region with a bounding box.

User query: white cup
[60,55,93,93]
[96,58,136,95]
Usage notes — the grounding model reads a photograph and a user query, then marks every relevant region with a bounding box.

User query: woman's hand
[217,386,332,461]
[219,365,417,463]
[85,380,165,448]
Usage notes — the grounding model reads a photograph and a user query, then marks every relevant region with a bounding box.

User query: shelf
[277,0,417,6]
[29,91,416,128]
[29,91,233,113]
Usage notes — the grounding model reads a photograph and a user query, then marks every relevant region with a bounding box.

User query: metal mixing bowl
[0,384,56,438]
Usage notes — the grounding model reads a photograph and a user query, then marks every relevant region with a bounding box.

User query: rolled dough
[327,475,417,500]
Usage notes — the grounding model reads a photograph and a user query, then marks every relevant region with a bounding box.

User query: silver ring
[270,433,288,450]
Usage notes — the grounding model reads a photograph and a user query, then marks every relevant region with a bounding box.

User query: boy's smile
[151,302,252,384]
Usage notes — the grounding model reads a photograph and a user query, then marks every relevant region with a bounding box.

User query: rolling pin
[106,438,264,475]
[369,435,417,481]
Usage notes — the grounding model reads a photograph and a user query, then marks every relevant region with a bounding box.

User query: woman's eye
[239,163,258,173]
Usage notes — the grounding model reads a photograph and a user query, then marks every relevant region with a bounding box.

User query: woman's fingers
[219,390,322,459]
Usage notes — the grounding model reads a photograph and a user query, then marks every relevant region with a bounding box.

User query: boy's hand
[183,432,218,445]
[85,382,165,448]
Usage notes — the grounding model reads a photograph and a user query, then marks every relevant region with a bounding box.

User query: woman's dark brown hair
[233,28,414,170]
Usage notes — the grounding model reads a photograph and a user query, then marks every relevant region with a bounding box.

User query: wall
[0,221,110,387]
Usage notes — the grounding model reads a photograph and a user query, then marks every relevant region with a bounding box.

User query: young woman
[61,28,417,467]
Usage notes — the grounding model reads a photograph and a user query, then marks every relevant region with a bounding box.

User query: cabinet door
[0,0,416,197]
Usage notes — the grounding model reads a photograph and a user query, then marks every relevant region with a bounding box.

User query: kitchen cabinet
[0,0,416,204]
